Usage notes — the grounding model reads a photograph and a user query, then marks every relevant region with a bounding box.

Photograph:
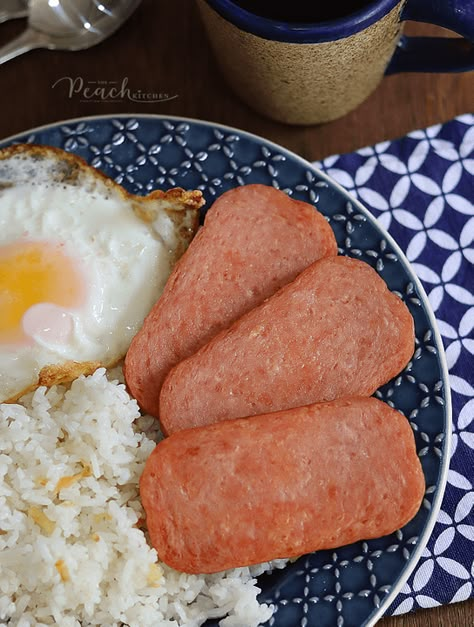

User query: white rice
[0,368,287,627]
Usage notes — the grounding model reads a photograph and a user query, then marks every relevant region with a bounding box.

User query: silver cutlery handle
[0,29,47,65]
[0,0,28,23]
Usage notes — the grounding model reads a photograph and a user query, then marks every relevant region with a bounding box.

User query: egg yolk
[0,241,84,345]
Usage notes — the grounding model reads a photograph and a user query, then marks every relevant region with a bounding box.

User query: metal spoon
[0,0,28,24]
[0,0,142,65]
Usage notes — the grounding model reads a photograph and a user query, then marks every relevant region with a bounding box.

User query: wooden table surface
[0,0,472,625]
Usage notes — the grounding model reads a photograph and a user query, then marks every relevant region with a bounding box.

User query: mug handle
[386,0,474,74]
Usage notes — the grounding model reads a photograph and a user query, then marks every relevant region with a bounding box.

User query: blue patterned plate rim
[0,114,452,627]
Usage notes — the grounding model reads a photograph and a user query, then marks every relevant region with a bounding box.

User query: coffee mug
[197,0,474,124]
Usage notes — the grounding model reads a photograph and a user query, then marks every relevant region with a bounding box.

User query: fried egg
[0,144,202,402]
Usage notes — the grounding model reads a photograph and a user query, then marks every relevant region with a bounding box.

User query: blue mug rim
[202,0,402,43]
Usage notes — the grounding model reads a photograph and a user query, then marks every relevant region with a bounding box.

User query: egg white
[0,147,201,402]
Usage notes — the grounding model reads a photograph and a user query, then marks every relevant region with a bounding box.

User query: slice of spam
[160,256,414,434]
[140,397,425,574]
[124,184,337,417]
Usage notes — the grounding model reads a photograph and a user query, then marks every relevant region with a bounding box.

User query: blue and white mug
[197,0,474,124]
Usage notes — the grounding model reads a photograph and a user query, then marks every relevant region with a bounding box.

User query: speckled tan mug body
[197,0,405,125]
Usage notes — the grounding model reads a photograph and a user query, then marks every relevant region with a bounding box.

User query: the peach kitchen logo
[52,76,178,104]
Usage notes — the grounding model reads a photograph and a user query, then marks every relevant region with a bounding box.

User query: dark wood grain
[0,1,472,624]
[0,0,471,156]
